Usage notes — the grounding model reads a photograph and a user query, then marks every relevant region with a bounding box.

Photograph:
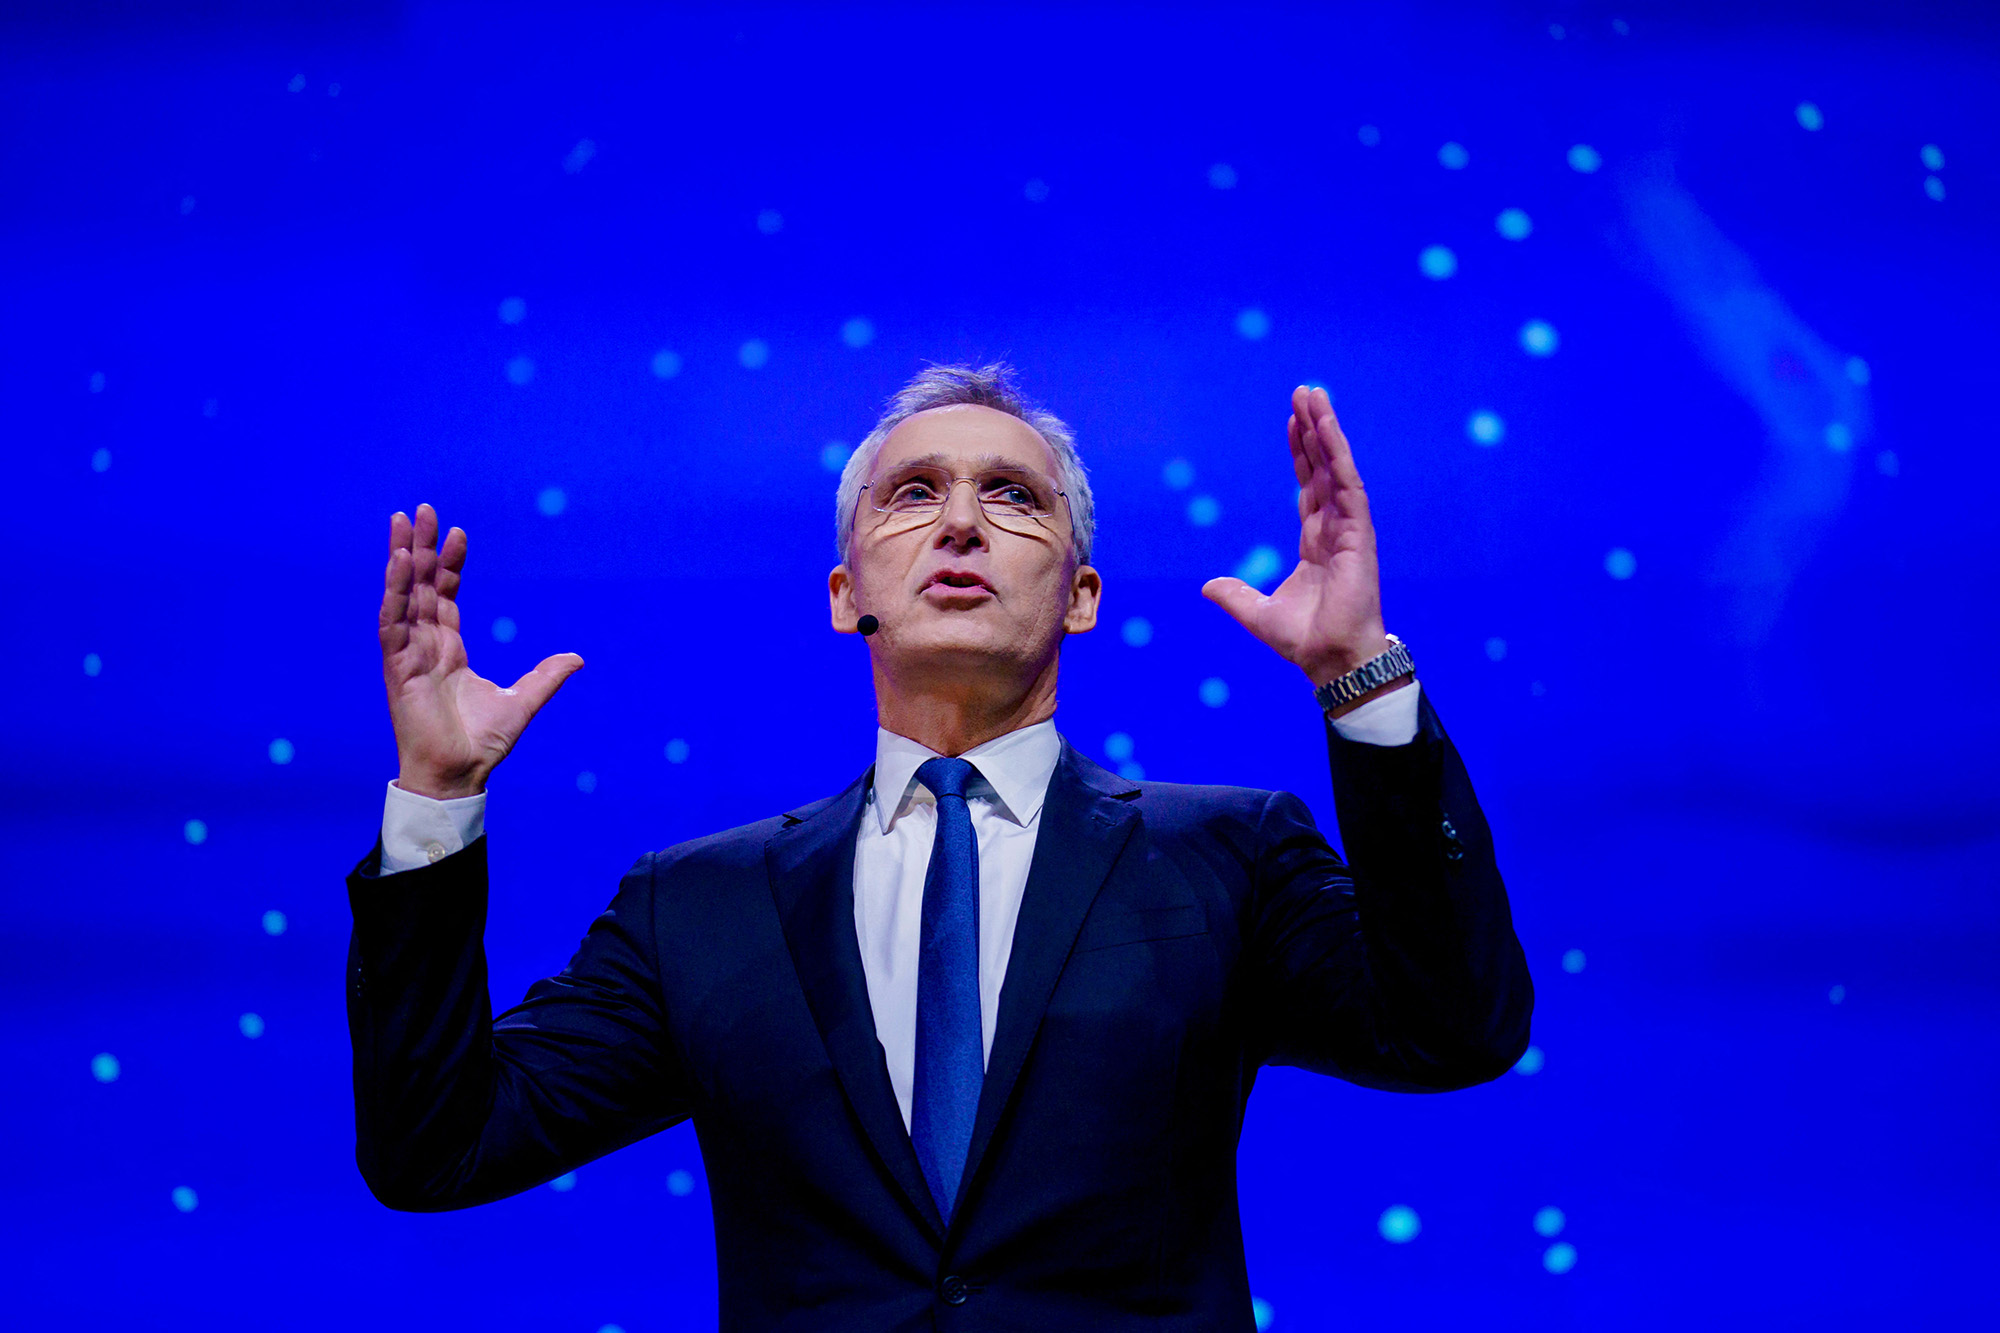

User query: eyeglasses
[859,464,1071,538]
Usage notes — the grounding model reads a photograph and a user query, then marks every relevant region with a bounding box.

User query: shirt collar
[869,718,1063,835]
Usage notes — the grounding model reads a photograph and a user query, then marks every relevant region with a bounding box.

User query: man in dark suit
[348,365,1532,1331]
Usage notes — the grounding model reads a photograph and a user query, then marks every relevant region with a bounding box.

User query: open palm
[380,504,582,799]
[1202,386,1393,685]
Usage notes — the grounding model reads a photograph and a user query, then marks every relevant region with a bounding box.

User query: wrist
[394,770,486,801]
[1298,630,1393,686]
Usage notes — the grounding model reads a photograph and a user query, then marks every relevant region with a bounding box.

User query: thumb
[508,652,585,720]
[1201,576,1267,634]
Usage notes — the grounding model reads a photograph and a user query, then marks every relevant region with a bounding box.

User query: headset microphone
[857,614,880,637]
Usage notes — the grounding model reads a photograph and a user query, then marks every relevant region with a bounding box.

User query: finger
[1201,576,1268,635]
[379,545,413,653]
[412,504,439,624]
[507,653,585,721]
[1308,389,1366,494]
[389,509,412,557]
[1286,411,1312,490]
[437,526,467,603]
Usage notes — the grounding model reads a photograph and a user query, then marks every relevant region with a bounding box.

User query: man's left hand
[1202,386,1402,689]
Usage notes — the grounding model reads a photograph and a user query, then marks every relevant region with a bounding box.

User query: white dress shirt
[376,680,1425,1131]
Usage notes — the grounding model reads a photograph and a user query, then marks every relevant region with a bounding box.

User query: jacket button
[1441,816,1465,862]
[940,1274,969,1305]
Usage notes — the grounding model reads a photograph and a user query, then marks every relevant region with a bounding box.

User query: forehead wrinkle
[872,450,1046,476]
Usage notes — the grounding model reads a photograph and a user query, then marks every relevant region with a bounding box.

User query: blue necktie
[911,756,982,1222]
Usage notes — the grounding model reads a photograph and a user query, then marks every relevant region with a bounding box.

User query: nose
[932,477,988,549]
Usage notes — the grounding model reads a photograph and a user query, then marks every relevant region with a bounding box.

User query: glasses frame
[856,465,1074,541]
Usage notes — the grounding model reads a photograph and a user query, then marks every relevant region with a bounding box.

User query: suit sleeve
[1244,687,1534,1092]
[344,836,695,1210]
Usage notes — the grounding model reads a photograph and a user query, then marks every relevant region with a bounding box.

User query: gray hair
[834,362,1096,565]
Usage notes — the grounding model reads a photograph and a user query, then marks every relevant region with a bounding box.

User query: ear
[1063,563,1102,633]
[828,564,861,634]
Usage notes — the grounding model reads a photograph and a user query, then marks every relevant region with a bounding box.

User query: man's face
[830,403,1099,674]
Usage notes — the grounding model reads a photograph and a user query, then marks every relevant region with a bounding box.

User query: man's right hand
[380,503,583,800]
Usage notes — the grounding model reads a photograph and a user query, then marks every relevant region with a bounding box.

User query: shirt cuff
[1326,677,1421,746]
[379,779,487,875]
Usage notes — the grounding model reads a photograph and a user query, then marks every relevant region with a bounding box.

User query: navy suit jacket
[345,689,1532,1331]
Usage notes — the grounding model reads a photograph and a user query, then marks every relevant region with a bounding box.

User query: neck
[873,653,1060,756]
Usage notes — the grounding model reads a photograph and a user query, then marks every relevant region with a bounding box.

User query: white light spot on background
[576,771,597,794]
[1519,320,1560,356]
[667,1169,695,1196]
[664,738,690,764]
[599,1325,625,1333]
[91,448,111,472]
[83,652,103,677]
[1187,495,1220,526]
[327,82,341,97]
[268,738,295,765]
[739,339,770,369]
[1234,544,1283,589]
[1531,680,1546,697]
[185,819,208,845]
[1357,124,1381,147]
[1199,678,1230,708]
[1121,617,1153,647]
[92,1053,120,1083]
[756,209,784,234]
[1103,733,1135,763]
[1829,983,1846,1004]
[820,442,850,472]
[172,1186,199,1213]
[1795,102,1824,132]
[1562,948,1586,973]
[203,398,219,417]
[287,74,305,93]
[498,297,525,324]
[1876,451,1899,477]
[492,616,517,642]
[1844,355,1871,386]
[1419,245,1457,280]
[549,1172,577,1192]
[1437,141,1469,170]
[1495,208,1533,240]
[1023,178,1050,203]
[240,1012,265,1039]
[1251,1296,1274,1330]
[1548,22,1566,39]
[262,909,288,936]
[1466,410,1505,446]
[563,139,596,173]
[1162,458,1194,489]
[180,196,195,215]
[1604,547,1636,579]
[1236,308,1271,340]
[1485,637,1507,661]
[650,348,683,379]
[841,317,875,348]
[89,371,106,393]
[1208,163,1237,189]
[1378,1204,1421,1243]
[1825,422,1853,452]
[1920,143,1944,171]
[1514,1045,1545,1075]
[1613,18,1631,35]
[1924,175,1945,202]
[1567,144,1602,174]
[1118,761,1145,781]
[536,487,567,517]
[1534,1206,1567,1237]
[1544,1241,1578,1274]
[505,355,535,385]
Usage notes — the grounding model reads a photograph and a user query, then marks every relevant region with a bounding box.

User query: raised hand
[1201,386,1404,699]
[379,503,583,799]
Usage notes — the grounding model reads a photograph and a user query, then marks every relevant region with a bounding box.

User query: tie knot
[915,756,977,803]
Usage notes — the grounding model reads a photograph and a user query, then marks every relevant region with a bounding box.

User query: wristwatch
[1312,633,1415,713]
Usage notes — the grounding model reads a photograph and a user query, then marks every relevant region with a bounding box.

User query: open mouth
[925,571,994,595]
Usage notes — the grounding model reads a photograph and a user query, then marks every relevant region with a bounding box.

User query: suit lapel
[765,771,947,1242]
[953,741,1141,1216]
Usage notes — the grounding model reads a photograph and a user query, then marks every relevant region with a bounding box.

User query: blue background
[5,2,1996,1327]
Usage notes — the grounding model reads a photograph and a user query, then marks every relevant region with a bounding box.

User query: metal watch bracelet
[1312,633,1415,713]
